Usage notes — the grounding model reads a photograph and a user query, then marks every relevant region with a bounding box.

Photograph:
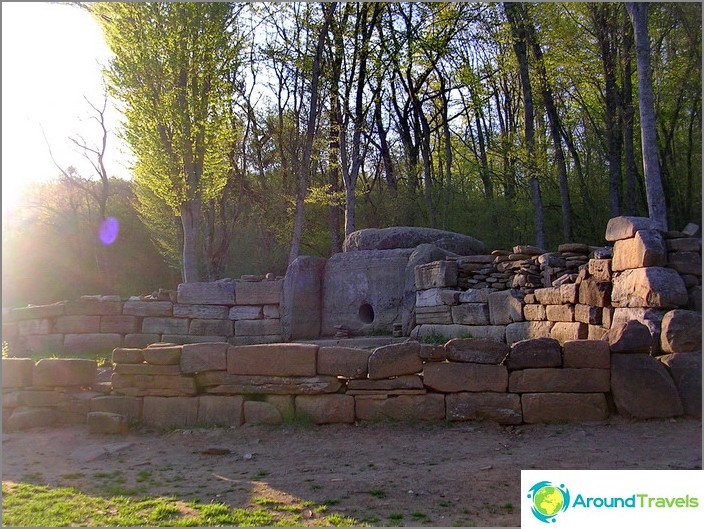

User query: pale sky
[2,1,132,213]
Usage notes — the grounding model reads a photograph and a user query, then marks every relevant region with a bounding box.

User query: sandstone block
[173,304,229,319]
[197,395,243,426]
[659,353,702,418]
[545,305,574,322]
[507,338,562,369]
[588,259,612,282]
[123,301,173,317]
[62,300,121,316]
[534,287,562,305]
[33,358,96,387]
[100,316,139,334]
[505,322,554,344]
[143,317,189,335]
[6,407,58,431]
[416,288,460,307]
[112,348,144,364]
[578,279,611,307]
[280,256,326,341]
[423,363,507,392]
[667,252,702,276]
[143,345,182,365]
[177,282,235,305]
[123,334,160,349]
[17,319,51,336]
[348,376,424,391]
[451,304,490,325]
[11,303,64,321]
[509,368,609,393]
[23,334,64,356]
[227,343,318,376]
[317,347,371,378]
[164,335,227,345]
[87,412,129,434]
[560,284,579,305]
[90,396,142,419]
[411,324,505,343]
[419,344,447,362]
[367,342,422,379]
[296,394,355,424]
[415,260,458,290]
[19,389,68,407]
[550,322,588,344]
[229,335,282,346]
[180,342,228,373]
[605,216,661,242]
[612,267,688,308]
[607,320,653,353]
[235,280,282,305]
[445,392,522,424]
[355,394,445,422]
[263,305,280,319]
[587,325,608,341]
[523,304,547,321]
[142,397,199,427]
[114,364,182,375]
[63,334,121,355]
[244,400,282,424]
[189,319,234,337]
[613,230,666,271]
[229,306,263,320]
[575,305,602,325]
[444,338,509,364]
[345,226,485,254]
[234,319,281,336]
[488,289,524,325]
[415,305,453,325]
[204,375,341,395]
[660,310,702,353]
[611,353,683,418]
[563,340,610,368]
[521,393,608,423]
[458,289,490,303]
[2,358,34,388]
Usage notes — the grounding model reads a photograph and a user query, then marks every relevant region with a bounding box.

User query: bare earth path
[2,417,701,527]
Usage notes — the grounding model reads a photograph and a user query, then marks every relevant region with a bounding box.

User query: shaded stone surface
[204,375,342,395]
[607,320,653,353]
[605,216,661,242]
[611,267,688,308]
[63,334,122,355]
[343,226,485,255]
[296,395,355,424]
[112,348,145,364]
[588,259,612,282]
[415,261,458,290]
[545,305,575,322]
[423,363,507,392]
[33,359,96,387]
[508,368,610,393]
[244,400,282,425]
[142,397,199,427]
[445,392,522,424]
[550,322,588,344]
[55,316,100,334]
[189,319,234,337]
[578,279,611,307]
[143,346,182,365]
[87,412,128,434]
[90,396,142,419]
[612,230,666,271]
[177,282,235,305]
[488,290,524,325]
[2,358,34,388]
[451,304,490,325]
[505,322,554,344]
[236,280,282,305]
[181,342,228,373]
[562,340,610,369]
[317,347,371,378]
[173,304,229,319]
[281,256,326,340]
[659,353,702,418]
[227,343,318,377]
[234,319,281,336]
[6,407,58,431]
[197,395,243,426]
[444,338,509,364]
[100,316,139,334]
[521,393,608,423]
[354,394,445,422]
[122,301,173,317]
[367,342,422,379]
[507,338,561,370]
[143,317,189,335]
[660,310,702,354]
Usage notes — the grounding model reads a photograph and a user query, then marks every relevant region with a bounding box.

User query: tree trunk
[627,2,668,231]
[179,199,201,283]
[621,13,639,216]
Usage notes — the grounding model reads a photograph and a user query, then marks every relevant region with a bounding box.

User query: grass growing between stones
[1,482,363,527]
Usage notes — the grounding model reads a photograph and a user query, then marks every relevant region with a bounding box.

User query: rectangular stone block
[505,321,554,344]
[33,358,96,387]
[587,325,608,340]
[143,317,189,335]
[90,395,142,419]
[507,338,562,369]
[235,280,282,305]
[423,363,507,392]
[22,334,63,356]
[142,396,199,428]
[115,364,182,375]
[64,334,121,354]
[189,319,234,337]
[143,345,182,365]
[100,316,139,334]
[524,304,547,321]
[2,358,34,388]
[550,322,588,344]
[234,319,281,336]
[55,316,101,334]
[181,342,228,374]
[446,392,522,424]
[563,340,610,369]
[19,390,68,407]
[602,307,615,328]
[348,375,424,391]
[227,343,318,376]
[451,304,490,325]
[123,334,161,348]
[588,259,613,282]
[204,375,342,395]
[666,237,702,252]
[197,395,243,426]
[458,289,490,304]
[612,230,666,271]
[317,346,372,378]
[11,303,65,321]
[355,394,445,422]
[263,305,280,319]
[173,304,229,319]
[578,278,611,307]
[611,267,688,308]
[112,348,144,364]
[415,261,458,290]
[560,284,579,305]
[296,394,355,424]
[228,306,262,320]
[534,287,562,305]
[508,368,610,393]
[488,290,524,325]
[416,288,460,307]
[367,342,423,380]
[521,393,609,423]
[162,335,227,345]
[229,335,282,346]
[177,282,235,305]
[546,305,575,322]
[63,300,122,316]
[17,319,52,336]
[415,305,453,325]
[574,304,602,325]
[123,301,173,317]
[605,216,660,242]
[136,375,196,394]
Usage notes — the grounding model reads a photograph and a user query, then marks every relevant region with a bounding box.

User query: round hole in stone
[358,303,375,324]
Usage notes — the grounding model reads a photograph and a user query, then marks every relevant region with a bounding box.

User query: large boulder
[660,310,702,354]
[343,226,486,255]
[659,353,702,418]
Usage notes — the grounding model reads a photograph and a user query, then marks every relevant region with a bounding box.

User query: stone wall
[2,278,283,357]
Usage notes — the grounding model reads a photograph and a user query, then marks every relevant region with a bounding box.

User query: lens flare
[99,216,119,245]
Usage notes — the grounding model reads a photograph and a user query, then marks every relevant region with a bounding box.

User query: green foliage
[421,332,449,346]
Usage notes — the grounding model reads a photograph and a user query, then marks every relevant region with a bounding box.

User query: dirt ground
[2,417,702,527]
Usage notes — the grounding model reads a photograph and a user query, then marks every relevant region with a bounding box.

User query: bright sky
[2,2,132,214]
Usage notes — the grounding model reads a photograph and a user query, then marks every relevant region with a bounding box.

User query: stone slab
[451,304,490,325]
[563,340,610,368]
[100,316,139,334]
[488,289,524,325]
[17,319,52,336]
[33,358,96,387]
[521,393,609,423]
[415,260,458,290]
[611,267,688,308]
[416,288,461,307]
[507,338,562,369]
[114,364,182,375]
[87,412,129,434]
[234,319,281,337]
[123,301,173,317]
[189,319,234,337]
[509,368,610,393]
[550,322,588,344]
[660,310,702,353]
[348,376,424,391]
[227,343,318,376]
[180,342,228,373]
[445,392,522,424]
[177,282,236,305]
[63,334,121,355]
[588,259,612,283]
[659,353,702,418]
[244,400,282,424]
[11,303,65,321]
[143,345,182,365]
[2,358,34,388]
[524,304,547,321]
[316,346,372,378]
[505,322,554,344]
[197,395,243,426]
[229,306,263,320]
[607,320,653,353]
[142,317,189,335]
[444,338,509,364]
[280,256,326,341]
[204,375,342,395]
[545,305,575,322]
[90,396,142,419]
[55,316,100,334]
[142,397,199,428]
[112,348,145,364]
[415,305,453,325]
[235,280,282,305]
[367,342,422,379]
[423,363,507,392]
[605,216,661,242]
[173,304,229,319]
[578,278,611,307]
[295,395,355,424]
[458,289,490,304]
[123,334,161,349]
[575,304,602,325]
[612,230,666,271]
[354,394,445,422]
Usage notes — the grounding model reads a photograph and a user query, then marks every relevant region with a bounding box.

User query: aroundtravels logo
[527,481,571,523]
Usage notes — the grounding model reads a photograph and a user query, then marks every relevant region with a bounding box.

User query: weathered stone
[550,322,588,344]
[281,256,326,340]
[660,310,702,353]
[234,319,281,336]
[488,289,524,325]
[578,278,611,307]
[607,320,653,353]
[602,307,615,328]
[533,287,562,305]
[296,394,355,424]
[559,284,579,305]
[244,400,282,424]
[62,300,122,316]
[611,354,683,418]
[142,317,189,335]
[611,308,667,352]
[173,304,229,319]
[90,396,142,419]
[317,347,371,378]
[416,288,459,307]
[612,267,688,308]
[228,306,263,320]
[587,325,608,340]
[63,334,121,355]
[344,226,485,255]
[509,368,610,393]
[415,305,453,324]
[348,376,424,391]
[545,305,575,322]
[142,345,182,365]
[2,358,34,388]
[507,338,562,370]
[180,342,228,373]
[177,282,235,305]
[423,363,507,392]
[33,358,96,387]
[6,407,58,431]
[667,252,702,276]
[114,364,182,376]
[18,389,68,407]
[411,324,505,343]
[563,340,610,368]
[354,394,445,422]
[605,216,661,242]
[229,335,282,346]
[367,342,422,379]
[142,397,199,427]
[263,305,280,319]
[521,393,609,423]
[588,259,612,282]
[505,321,554,344]
[123,301,173,317]
[613,230,666,271]
[458,289,490,304]
[205,375,341,395]
[189,319,234,337]
[227,343,318,376]
[444,338,509,364]
[17,319,52,335]
[112,348,144,364]
[235,280,282,305]
[11,303,65,321]
[123,334,160,349]
[682,223,701,237]
[575,305,602,325]
[451,304,490,325]
[688,286,702,313]
[197,395,243,426]
[419,344,447,362]
[446,392,522,424]
[666,237,701,252]
[523,304,547,321]
[100,316,139,334]
[659,353,701,418]
[87,412,128,434]
[415,260,458,290]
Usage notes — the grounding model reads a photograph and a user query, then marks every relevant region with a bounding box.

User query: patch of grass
[136,470,152,483]
[368,488,386,499]
[438,500,452,508]
[254,470,269,479]
[503,502,514,513]
[411,511,428,520]
[60,473,85,480]
[420,331,448,345]
[310,483,323,491]
[387,512,404,526]
[322,498,341,506]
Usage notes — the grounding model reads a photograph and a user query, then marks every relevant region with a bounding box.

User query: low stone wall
[3,331,700,432]
[2,278,283,356]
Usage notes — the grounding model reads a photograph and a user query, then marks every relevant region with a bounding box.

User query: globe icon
[533,485,565,516]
